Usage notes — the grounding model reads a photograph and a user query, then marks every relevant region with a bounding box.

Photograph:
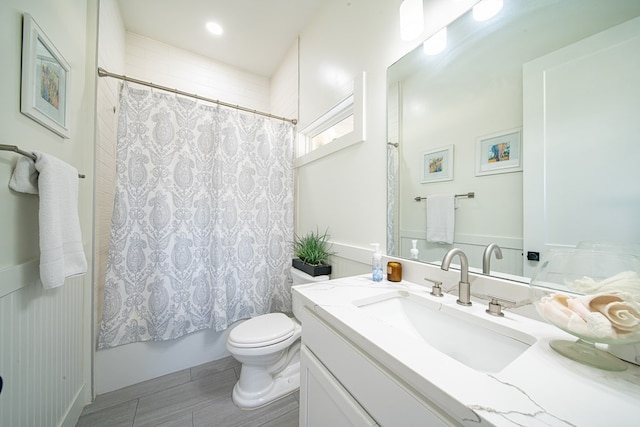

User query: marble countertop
[292,275,640,426]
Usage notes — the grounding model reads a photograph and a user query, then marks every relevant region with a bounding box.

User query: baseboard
[59,383,88,427]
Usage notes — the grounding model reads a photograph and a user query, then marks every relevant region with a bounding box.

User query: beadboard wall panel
[0,276,85,426]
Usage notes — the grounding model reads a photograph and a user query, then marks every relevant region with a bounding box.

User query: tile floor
[76,356,299,427]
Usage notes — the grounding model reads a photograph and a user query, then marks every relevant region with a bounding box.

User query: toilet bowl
[226,267,329,409]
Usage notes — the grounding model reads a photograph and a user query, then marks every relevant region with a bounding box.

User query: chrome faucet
[441,248,471,306]
[482,243,503,275]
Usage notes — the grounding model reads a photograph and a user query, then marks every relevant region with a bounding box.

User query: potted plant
[292,228,334,277]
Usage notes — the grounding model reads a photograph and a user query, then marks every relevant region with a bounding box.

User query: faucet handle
[485,296,517,317]
[424,277,444,297]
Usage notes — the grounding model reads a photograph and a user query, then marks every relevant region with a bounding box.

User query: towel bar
[414,192,474,202]
[0,144,85,178]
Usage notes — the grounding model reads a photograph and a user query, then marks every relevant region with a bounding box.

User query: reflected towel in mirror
[426,194,455,244]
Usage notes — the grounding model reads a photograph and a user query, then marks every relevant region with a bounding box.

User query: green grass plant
[293,228,334,266]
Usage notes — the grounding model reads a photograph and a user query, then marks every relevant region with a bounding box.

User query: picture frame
[475,128,522,176]
[421,145,454,183]
[21,13,70,138]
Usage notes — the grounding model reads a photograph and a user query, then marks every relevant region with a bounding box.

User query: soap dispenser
[410,240,419,260]
[371,243,383,282]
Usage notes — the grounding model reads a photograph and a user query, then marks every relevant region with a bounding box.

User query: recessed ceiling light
[206,21,223,36]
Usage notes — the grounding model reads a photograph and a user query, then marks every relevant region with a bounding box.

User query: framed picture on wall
[21,13,71,138]
[421,145,454,183]
[475,128,522,176]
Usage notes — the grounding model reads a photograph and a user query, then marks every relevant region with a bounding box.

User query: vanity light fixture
[206,21,223,36]
[423,27,447,55]
[473,0,504,22]
[399,0,424,41]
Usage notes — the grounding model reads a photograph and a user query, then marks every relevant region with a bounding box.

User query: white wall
[94,11,278,393]
[295,0,477,277]
[0,0,97,425]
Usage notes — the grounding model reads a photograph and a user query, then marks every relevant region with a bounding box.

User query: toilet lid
[228,313,295,347]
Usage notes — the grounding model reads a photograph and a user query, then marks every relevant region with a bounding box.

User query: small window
[296,73,366,167]
[311,114,354,150]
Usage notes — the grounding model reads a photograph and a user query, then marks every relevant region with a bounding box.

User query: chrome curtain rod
[0,144,85,178]
[414,192,475,202]
[97,67,298,125]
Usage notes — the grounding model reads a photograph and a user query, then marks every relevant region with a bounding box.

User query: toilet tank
[290,267,329,285]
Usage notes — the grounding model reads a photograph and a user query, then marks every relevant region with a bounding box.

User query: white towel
[9,152,87,288]
[8,156,39,194]
[426,194,455,244]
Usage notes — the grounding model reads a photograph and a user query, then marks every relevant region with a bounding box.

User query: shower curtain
[98,84,294,349]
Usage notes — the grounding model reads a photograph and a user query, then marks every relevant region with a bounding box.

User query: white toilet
[226,267,329,409]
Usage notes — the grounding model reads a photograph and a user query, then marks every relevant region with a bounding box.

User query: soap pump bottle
[410,240,419,260]
[371,243,383,282]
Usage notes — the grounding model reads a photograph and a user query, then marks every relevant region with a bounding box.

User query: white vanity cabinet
[300,345,378,426]
[298,306,455,427]
[294,276,640,426]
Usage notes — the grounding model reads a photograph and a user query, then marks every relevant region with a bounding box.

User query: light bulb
[400,0,424,41]
[473,0,504,22]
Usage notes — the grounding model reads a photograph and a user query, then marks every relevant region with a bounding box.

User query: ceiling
[116,0,325,77]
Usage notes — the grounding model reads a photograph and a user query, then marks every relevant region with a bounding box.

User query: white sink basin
[354,291,536,373]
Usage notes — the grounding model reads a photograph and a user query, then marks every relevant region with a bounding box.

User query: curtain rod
[97,67,297,125]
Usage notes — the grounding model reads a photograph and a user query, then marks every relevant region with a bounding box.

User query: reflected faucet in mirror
[441,248,471,307]
[482,243,503,275]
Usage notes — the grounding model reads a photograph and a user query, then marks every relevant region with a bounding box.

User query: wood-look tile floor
[76,356,299,427]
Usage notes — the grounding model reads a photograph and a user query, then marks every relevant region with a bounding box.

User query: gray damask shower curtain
[98,84,294,349]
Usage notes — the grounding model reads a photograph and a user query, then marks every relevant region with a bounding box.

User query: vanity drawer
[300,345,378,427]
[301,307,457,427]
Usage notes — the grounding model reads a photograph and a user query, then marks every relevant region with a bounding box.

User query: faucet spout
[482,243,503,275]
[441,248,471,306]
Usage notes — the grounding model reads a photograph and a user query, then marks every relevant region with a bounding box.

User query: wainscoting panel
[0,275,86,426]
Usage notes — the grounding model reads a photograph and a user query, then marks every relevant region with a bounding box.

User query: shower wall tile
[124,32,271,113]
[96,0,126,333]
[270,41,299,120]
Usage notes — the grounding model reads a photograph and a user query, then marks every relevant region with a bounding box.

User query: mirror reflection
[387,0,640,281]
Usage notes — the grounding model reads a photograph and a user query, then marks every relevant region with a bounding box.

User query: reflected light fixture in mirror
[473,0,504,21]
[400,0,424,41]
[423,27,447,55]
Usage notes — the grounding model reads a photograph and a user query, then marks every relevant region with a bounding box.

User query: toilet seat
[228,313,295,348]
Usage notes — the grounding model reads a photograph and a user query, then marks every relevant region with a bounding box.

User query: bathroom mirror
[387,0,640,281]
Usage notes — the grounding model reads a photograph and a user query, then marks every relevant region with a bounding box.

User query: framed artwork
[421,145,454,183]
[21,13,70,138]
[475,128,522,176]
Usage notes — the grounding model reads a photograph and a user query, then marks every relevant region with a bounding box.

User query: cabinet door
[523,17,640,276]
[299,345,378,427]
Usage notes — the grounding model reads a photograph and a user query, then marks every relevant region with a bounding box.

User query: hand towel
[11,152,87,288]
[426,194,455,244]
[8,156,39,194]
